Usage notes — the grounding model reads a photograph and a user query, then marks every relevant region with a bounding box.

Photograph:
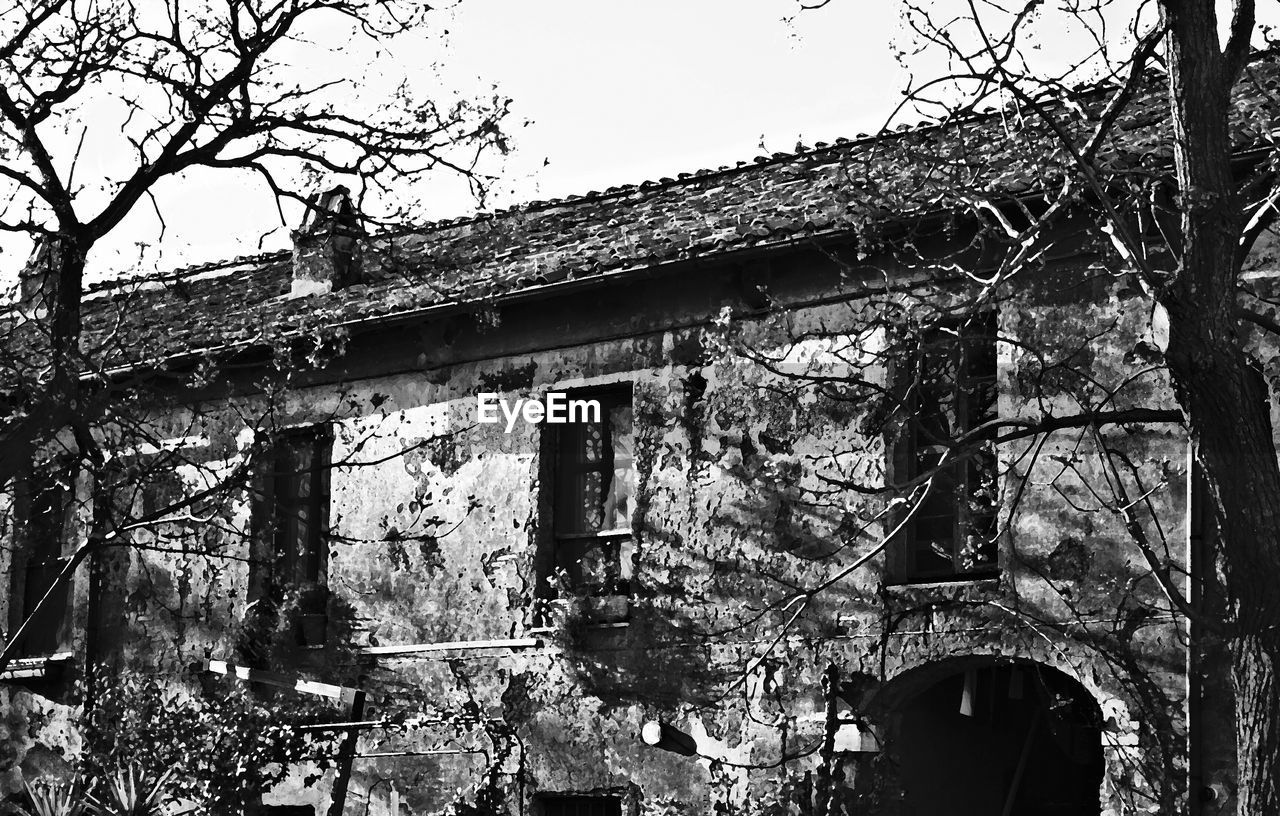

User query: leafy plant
[80,670,335,814]
[7,777,89,816]
[85,766,174,816]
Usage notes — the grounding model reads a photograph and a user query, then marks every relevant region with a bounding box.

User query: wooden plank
[325,689,366,816]
[361,637,542,657]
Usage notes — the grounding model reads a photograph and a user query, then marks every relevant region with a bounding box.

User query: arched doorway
[884,660,1104,816]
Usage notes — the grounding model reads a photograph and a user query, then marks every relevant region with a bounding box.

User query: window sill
[527,598,632,629]
[0,651,74,681]
[882,574,1000,591]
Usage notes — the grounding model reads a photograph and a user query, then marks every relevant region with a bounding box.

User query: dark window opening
[250,427,331,648]
[9,463,73,658]
[538,794,623,816]
[893,314,999,582]
[537,387,635,623]
[87,459,136,671]
[894,663,1103,816]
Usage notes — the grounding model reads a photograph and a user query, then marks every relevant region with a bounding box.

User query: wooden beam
[296,719,388,733]
[0,651,73,681]
[203,659,361,707]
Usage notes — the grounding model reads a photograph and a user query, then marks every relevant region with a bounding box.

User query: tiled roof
[80,54,1280,366]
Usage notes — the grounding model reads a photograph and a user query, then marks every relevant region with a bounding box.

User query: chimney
[290,185,365,296]
[18,239,61,314]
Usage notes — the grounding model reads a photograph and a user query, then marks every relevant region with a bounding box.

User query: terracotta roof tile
[79,54,1280,366]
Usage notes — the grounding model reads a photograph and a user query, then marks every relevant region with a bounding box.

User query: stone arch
[860,655,1105,816]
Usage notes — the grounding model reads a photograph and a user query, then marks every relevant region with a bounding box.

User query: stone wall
[1,245,1215,816]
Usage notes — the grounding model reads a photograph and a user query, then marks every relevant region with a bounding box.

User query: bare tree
[693,1,1280,812]
[0,0,508,680]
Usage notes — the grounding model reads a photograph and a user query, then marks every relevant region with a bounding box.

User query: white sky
[76,1,915,281]
[13,0,1260,282]
[439,1,908,208]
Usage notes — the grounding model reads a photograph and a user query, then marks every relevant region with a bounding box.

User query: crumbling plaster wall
[257,267,1192,814]
[3,258,1207,814]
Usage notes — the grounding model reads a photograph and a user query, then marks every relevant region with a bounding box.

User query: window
[892,314,998,582]
[250,427,331,647]
[537,387,635,619]
[537,794,622,816]
[7,463,73,658]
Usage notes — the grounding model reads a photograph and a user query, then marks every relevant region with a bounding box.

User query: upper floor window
[537,386,635,619]
[555,388,635,538]
[891,314,999,582]
[250,427,331,648]
[8,462,73,658]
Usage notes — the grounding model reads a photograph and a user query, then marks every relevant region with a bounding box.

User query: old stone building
[4,58,1274,816]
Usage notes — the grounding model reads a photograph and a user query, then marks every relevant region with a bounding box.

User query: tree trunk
[1164,309,1280,814]
[1233,636,1280,812]
[47,232,87,419]
[0,233,87,488]
[1161,2,1280,813]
